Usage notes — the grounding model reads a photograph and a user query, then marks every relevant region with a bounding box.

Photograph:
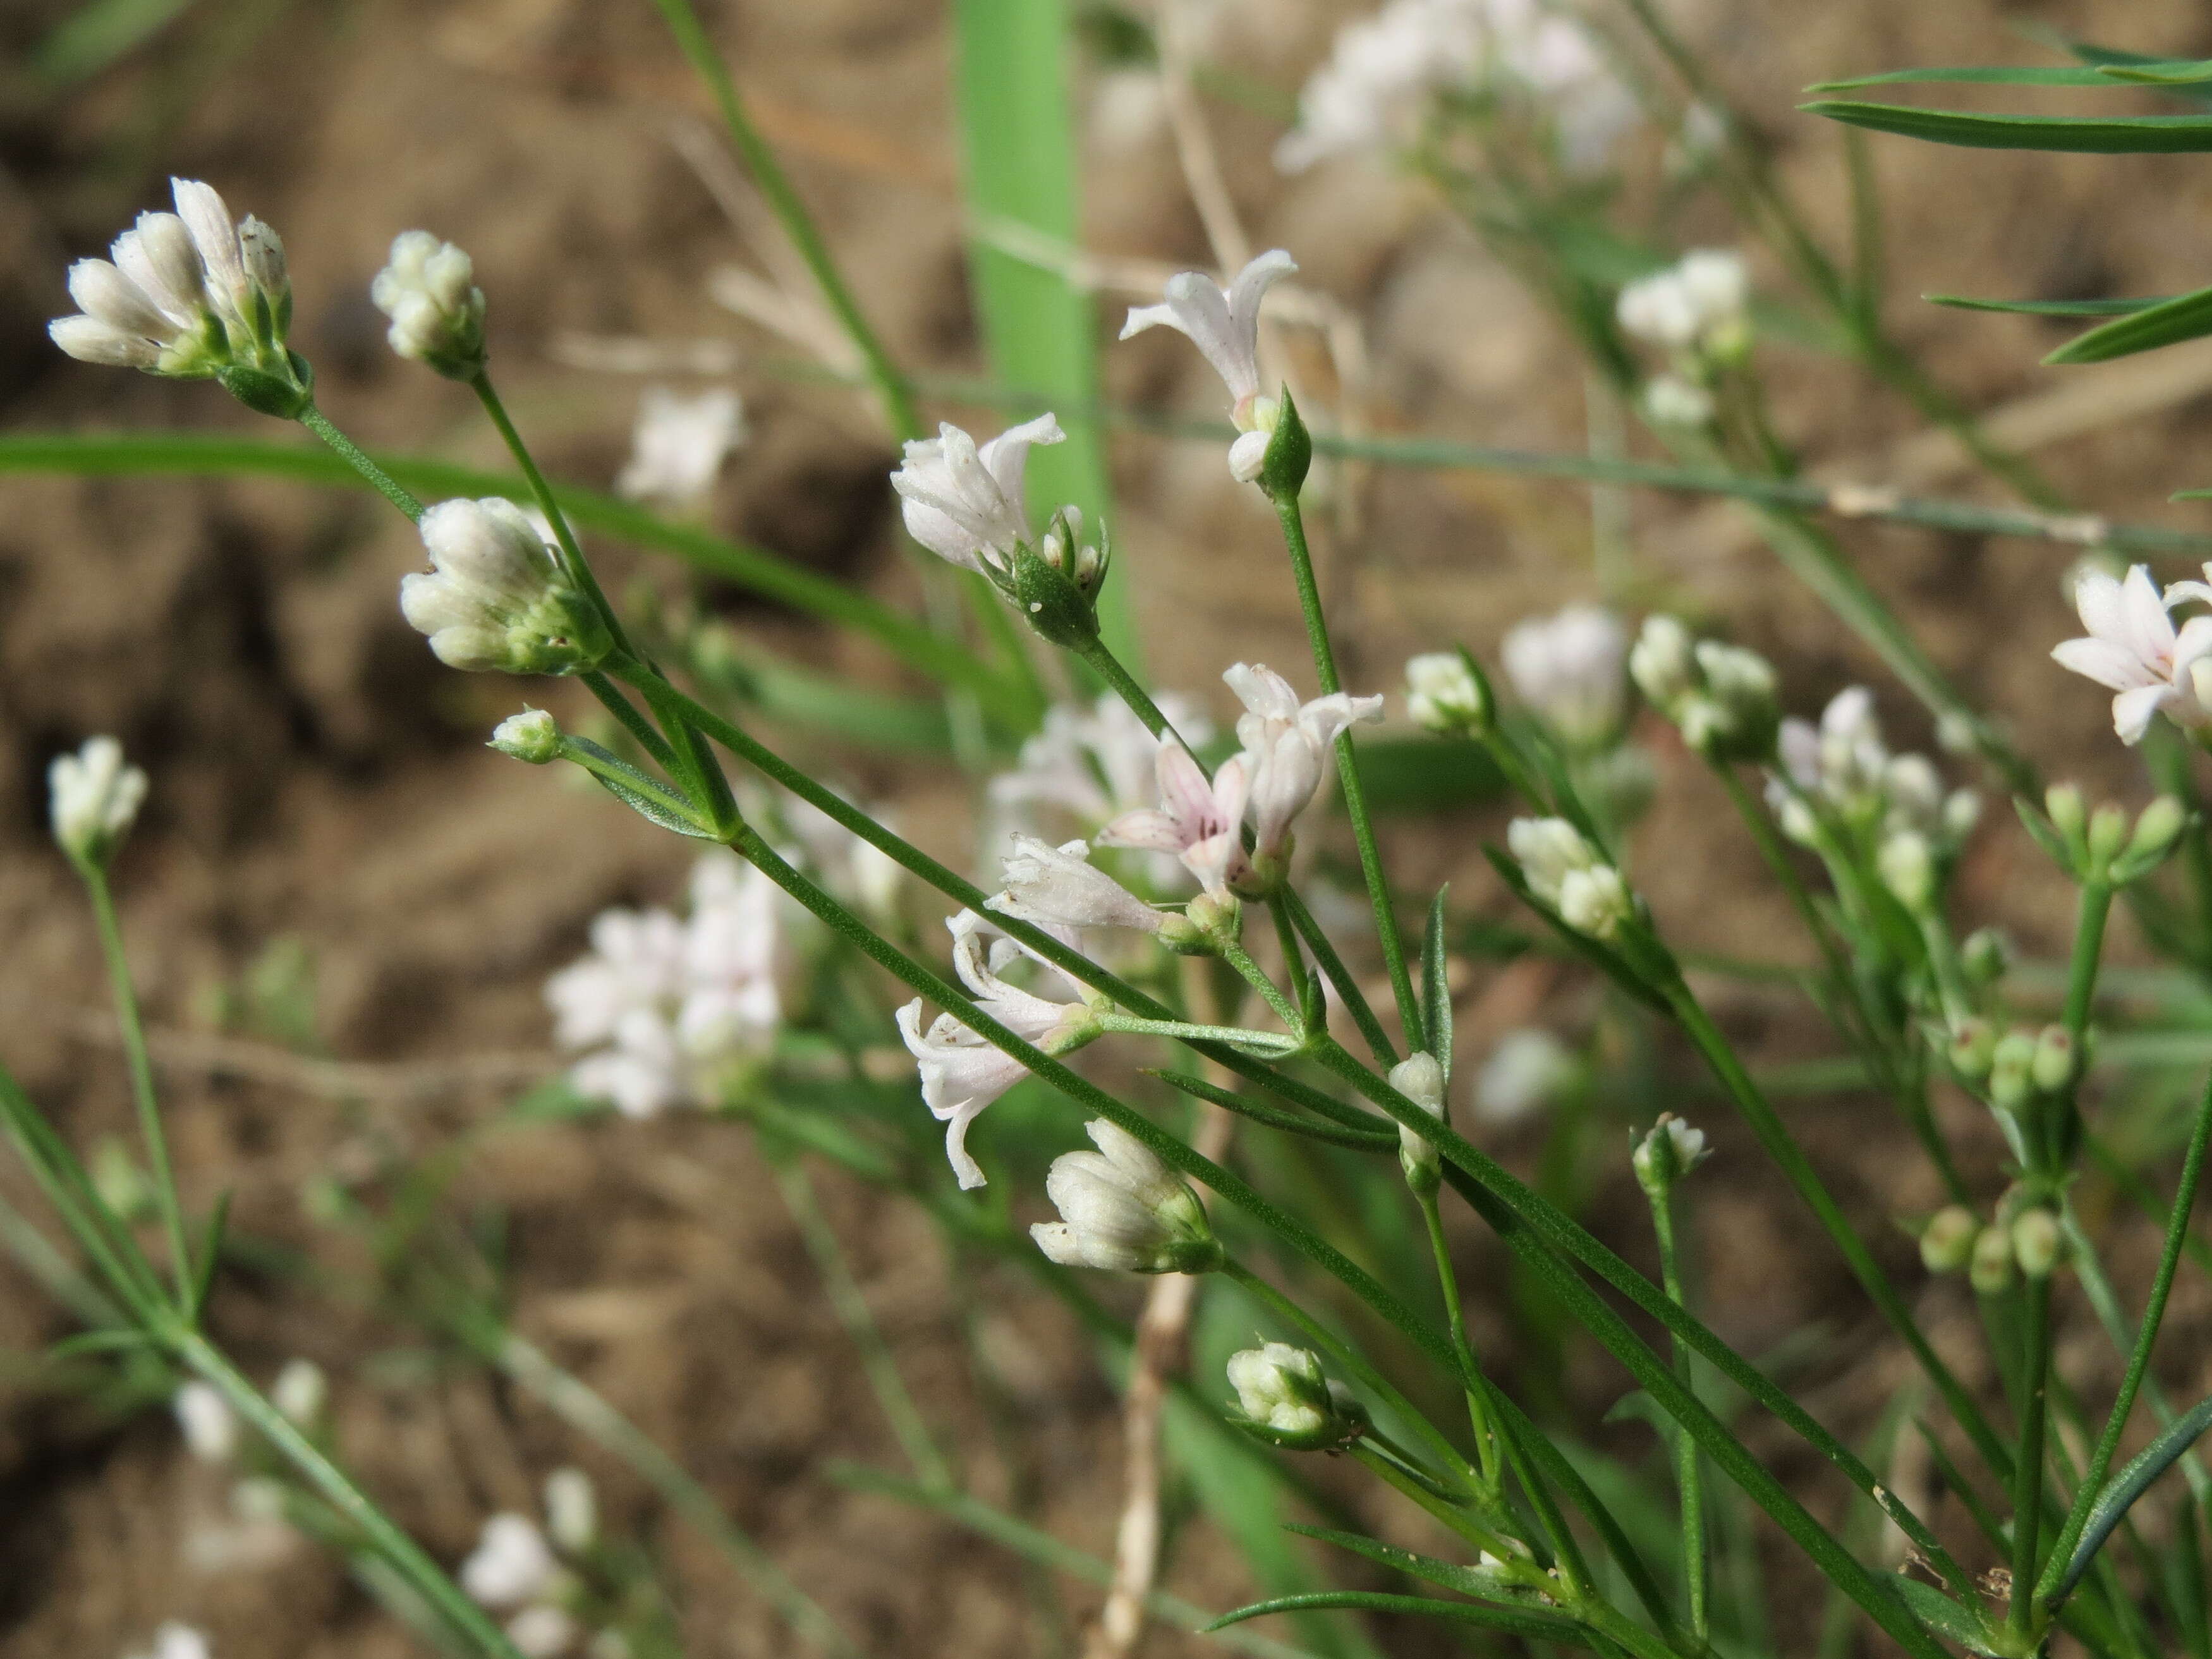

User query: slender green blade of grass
[1929,294,2168,316]
[33,0,193,83]
[2058,1393,2212,1602]
[2046,284,2212,363]
[1804,101,2212,153]
[0,432,1009,703]
[1808,66,2192,91]
[949,0,1135,665]
[1206,1591,1595,1646]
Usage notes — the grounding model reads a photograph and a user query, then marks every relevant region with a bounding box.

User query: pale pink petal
[1096,808,1189,854]
[2052,636,2153,692]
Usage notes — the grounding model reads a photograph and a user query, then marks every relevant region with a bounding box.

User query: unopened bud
[1559,863,1634,940]
[490,708,562,763]
[2088,803,2129,870]
[1406,650,1490,735]
[2012,1208,2062,1278]
[545,1468,597,1553]
[1877,830,1935,913]
[1390,1052,1446,1194]
[2031,1025,2078,1093]
[2046,783,2086,854]
[1988,1028,2038,1112]
[1947,1017,1996,1079]
[1031,1119,1222,1274]
[49,735,149,867]
[1629,616,1697,708]
[1225,1342,1362,1450]
[2125,795,2187,871]
[1969,1222,2017,1294]
[1632,1115,1709,1193]
[1960,928,2012,987]
[271,1358,327,1428]
[1919,1206,1979,1273]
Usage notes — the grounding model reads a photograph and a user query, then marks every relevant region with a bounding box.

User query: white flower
[1225,1342,1335,1440]
[1121,253,1297,477]
[1502,604,1626,748]
[506,1607,580,1658]
[1618,250,1749,354]
[988,692,1214,831]
[1389,1050,1447,1184]
[986,835,1165,933]
[1031,1119,1220,1273]
[1507,817,1632,938]
[615,386,745,512]
[677,853,792,1059]
[52,179,289,377]
[899,909,1097,1189]
[127,1623,212,1659]
[1275,0,1483,171]
[401,498,611,674]
[271,1359,326,1427]
[461,1513,562,1608]
[174,1382,238,1463]
[1632,1115,1710,1187]
[1641,374,1715,428]
[547,908,690,1050]
[1474,1028,1576,1124]
[1405,650,1488,734]
[1776,686,1889,812]
[2052,564,2212,744]
[544,1468,597,1554]
[49,735,149,865]
[1224,663,1385,858]
[491,708,562,764]
[370,230,487,377]
[1098,745,1251,898]
[892,415,1063,575]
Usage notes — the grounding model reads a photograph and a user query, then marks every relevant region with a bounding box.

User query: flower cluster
[1404,649,1490,736]
[49,735,149,868]
[51,178,298,413]
[2052,562,2212,745]
[615,386,746,514]
[1031,1118,1221,1273]
[1273,0,1634,175]
[400,498,611,675]
[1617,250,1750,359]
[547,853,798,1118]
[1629,614,1780,762]
[370,231,487,379]
[897,909,1100,1189]
[459,1469,611,1659]
[1508,817,1634,939]
[1225,1342,1364,1449]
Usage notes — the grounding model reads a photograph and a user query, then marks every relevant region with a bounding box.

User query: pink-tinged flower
[1097,745,1251,897]
[1121,253,1296,478]
[890,415,1064,575]
[899,910,1096,1188]
[1223,664,1383,857]
[986,835,1167,933]
[2051,565,2212,744]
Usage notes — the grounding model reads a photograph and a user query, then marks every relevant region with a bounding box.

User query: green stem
[550,736,712,834]
[774,1159,957,1495]
[470,372,635,660]
[1269,483,1421,1044]
[297,404,423,521]
[1278,889,1397,1064]
[1096,1012,1301,1054]
[2008,1274,2053,1634]
[1646,1176,1708,1642]
[176,1332,528,1659]
[1217,939,1306,1035]
[608,655,740,835]
[2039,1071,2212,1608]
[1073,635,1196,757]
[80,861,191,1307]
[580,671,682,772]
[1414,1188,1501,1495]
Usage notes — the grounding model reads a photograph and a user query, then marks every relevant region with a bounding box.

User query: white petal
[2051,636,2151,693]
[2113,683,2170,745]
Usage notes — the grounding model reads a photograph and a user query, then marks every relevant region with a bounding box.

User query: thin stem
[1278,889,1397,1065]
[1270,483,1420,1043]
[1646,1177,1708,1643]
[774,1159,957,1494]
[2008,1274,2053,1633]
[1414,1188,1501,1495]
[177,1332,528,1659]
[551,738,712,833]
[1073,636,1196,758]
[580,671,681,772]
[607,655,740,835]
[81,861,191,1307]
[1096,1012,1301,1055]
[2039,1071,2212,1608]
[297,404,423,521]
[1217,939,1306,1035]
[470,372,635,660]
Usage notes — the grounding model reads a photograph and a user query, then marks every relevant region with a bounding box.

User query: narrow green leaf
[45,1327,158,1360]
[1804,100,2212,153]
[189,1188,232,1320]
[1928,294,2168,316]
[949,0,1131,662]
[1808,65,2168,91]
[1285,1524,1521,1601]
[1146,1070,1398,1152]
[1887,1579,2005,1656]
[2057,1391,2212,1601]
[2046,284,2212,363]
[1421,887,1452,1071]
[2099,58,2212,85]
[1204,1591,1593,1646]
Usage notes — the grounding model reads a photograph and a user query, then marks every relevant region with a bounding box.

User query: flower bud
[1988,1028,2038,1112]
[49,735,149,867]
[174,1381,238,1463]
[1629,616,1697,708]
[2031,1025,2078,1093]
[370,231,487,379]
[400,499,611,675]
[2012,1208,2062,1278]
[1876,830,1935,913]
[490,709,562,764]
[544,1468,597,1553]
[1390,1051,1446,1193]
[2120,795,2188,877]
[1969,1222,2017,1295]
[2046,783,2086,856]
[1632,1115,1709,1192]
[2087,802,2130,870]
[1405,650,1490,735]
[1919,1205,1979,1273]
[1960,928,2012,987]
[1031,1119,1222,1274]
[1641,374,1715,428]
[1225,1342,1361,1449]
[271,1358,327,1428]
[1946,1017,1995,1080]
